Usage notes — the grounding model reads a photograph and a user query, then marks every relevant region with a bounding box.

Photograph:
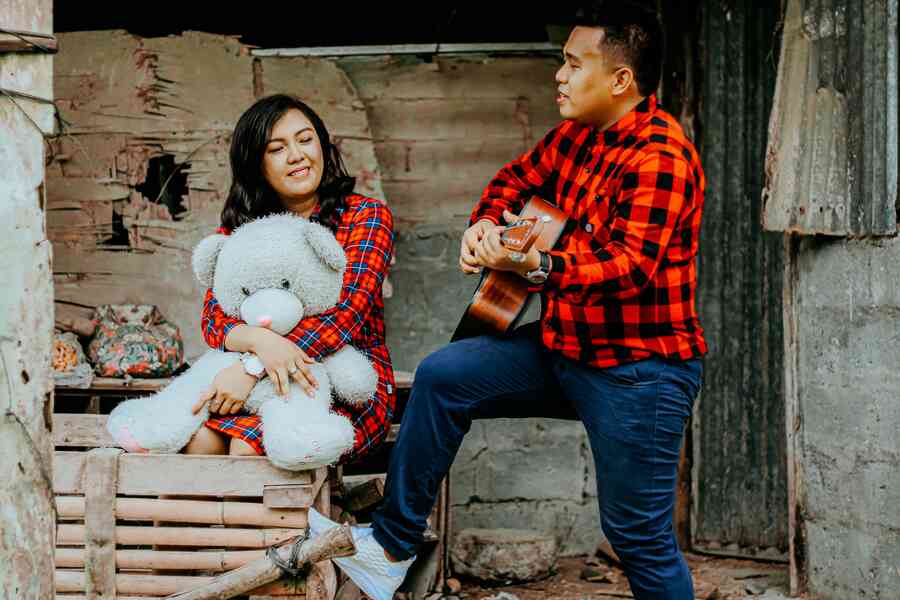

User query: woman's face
[262,108,325,210]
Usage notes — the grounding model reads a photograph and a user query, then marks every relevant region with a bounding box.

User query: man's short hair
[575,1,665,97]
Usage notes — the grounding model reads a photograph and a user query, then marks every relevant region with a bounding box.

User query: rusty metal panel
[694,0,788,557]
[762,0,899,235]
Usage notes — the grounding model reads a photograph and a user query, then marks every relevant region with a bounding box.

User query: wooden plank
[263,484,315,509]
[83,448,121,600]
[57,377,171,391]
[57,496,308,528]
[55,548,265,571]
[254,42,560,58]
[55,571,306,596]
[45,177,131,205]
[54,452,313,496]
[0,32,58,53]
[57,525,300,548]
[53,415,115,448]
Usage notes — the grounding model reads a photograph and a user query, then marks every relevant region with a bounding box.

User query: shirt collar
[599,94,657,145]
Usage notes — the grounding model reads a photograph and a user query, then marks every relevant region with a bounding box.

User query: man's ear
[192,234,228,287]
[611,66,635,96]
[304,222,347,273]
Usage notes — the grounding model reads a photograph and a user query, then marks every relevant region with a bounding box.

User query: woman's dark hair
[220,94,355,233]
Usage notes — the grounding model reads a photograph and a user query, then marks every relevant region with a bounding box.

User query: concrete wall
[792,236,900,598]
[50,32,604,555]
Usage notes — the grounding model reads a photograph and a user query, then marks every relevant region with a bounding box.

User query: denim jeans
[372,323,703,599]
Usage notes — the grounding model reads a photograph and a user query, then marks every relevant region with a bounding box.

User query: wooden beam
[0,31,58,53]
[56,496,308,528]
[54,452,313,496]
[57,525,300,549]
[55,548,265,571]
[83,448,121,600]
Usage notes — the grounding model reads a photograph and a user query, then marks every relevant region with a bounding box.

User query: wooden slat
[55,571,306,596]
[56,497,308,528]
[54,414,115,448]
[56,377,171,392]
[55,548,265,571]
[83,448,121,600]
[57,525,300,548]
[54,452,313,496]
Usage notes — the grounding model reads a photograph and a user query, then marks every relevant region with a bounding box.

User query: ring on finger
[288,365,299,374]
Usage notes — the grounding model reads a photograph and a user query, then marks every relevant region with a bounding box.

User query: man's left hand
[472,210,541,276]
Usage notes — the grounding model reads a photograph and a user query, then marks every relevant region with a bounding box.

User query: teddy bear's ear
[305,222,347,273]
[192,234,228,287]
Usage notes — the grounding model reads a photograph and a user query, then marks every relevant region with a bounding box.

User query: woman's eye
[269,146,284,153]
[241,287,251,296]
[281,279,291,290]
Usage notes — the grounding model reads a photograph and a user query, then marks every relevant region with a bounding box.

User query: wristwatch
[524,251,551,285]
[240,352,266,379]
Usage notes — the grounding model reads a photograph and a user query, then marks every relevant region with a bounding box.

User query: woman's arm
[284,198,395,360]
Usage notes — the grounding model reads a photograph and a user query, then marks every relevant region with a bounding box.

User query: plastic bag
[88,304,184,377]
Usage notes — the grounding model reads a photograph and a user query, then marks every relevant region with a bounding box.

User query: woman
[185,93,395,465]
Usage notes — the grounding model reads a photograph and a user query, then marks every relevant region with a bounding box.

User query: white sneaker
[307,507,415,600]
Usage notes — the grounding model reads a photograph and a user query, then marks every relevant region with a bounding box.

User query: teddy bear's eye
[241,287,251,296]
[281,279,291,290]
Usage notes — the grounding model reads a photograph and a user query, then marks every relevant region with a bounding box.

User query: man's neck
[595,94,646,132]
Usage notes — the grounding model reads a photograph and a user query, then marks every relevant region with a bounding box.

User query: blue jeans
[372,323,703,600]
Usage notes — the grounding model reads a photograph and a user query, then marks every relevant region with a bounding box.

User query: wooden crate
[53,370,450,600]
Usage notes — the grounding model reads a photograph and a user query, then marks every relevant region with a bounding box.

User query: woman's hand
[192,362,257,416]
[248,327,318,397]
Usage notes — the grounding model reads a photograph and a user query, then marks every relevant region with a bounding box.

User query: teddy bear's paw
[323,347,378,406]
[261,410,356,471]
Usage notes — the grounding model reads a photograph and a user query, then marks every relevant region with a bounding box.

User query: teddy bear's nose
[257,315,273,328]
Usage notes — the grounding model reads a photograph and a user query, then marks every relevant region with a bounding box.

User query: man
[309,3,707,598]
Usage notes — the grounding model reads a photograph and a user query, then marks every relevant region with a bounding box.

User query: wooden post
[83,448,123,599]
[164,523,355,600]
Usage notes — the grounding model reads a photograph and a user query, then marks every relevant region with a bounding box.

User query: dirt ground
[428,552,793,600]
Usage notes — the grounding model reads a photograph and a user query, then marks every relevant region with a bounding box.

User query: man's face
[555,26,619,125]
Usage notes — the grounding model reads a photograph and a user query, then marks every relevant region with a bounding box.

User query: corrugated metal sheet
[695,0,788,557]
[762,0,899,235]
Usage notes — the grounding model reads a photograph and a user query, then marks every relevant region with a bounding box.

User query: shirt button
[585,223,593,233]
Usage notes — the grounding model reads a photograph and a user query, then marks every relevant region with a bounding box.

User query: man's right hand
[459,219,495,274]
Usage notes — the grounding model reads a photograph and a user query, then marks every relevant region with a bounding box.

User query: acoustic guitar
[451,197,567,342]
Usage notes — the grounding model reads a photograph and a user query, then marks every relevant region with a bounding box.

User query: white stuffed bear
[106,214,378,470]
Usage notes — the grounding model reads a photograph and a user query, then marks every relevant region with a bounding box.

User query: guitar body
[451,197,567,342]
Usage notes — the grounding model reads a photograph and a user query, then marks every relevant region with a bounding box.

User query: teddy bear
[105,214,378,470]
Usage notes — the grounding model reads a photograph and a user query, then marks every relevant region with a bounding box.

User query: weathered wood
[55,571,309,596]
[53,414,116,448]
[164,524,355,600]
[0,31,58,52]
[57,496,308,528]
[344,477,384,513]
[56,548,265,571]
[57,524,301,548]
[54,452,313,496]
[305,561,337,600]
[264,484,316,509]
[83,448,122,599]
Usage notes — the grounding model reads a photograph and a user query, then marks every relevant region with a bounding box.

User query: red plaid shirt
[201,194,396,463]
[471,94,707,367]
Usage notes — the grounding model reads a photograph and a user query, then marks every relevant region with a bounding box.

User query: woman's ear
[304,222,347,273]
[192,234,228,287]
